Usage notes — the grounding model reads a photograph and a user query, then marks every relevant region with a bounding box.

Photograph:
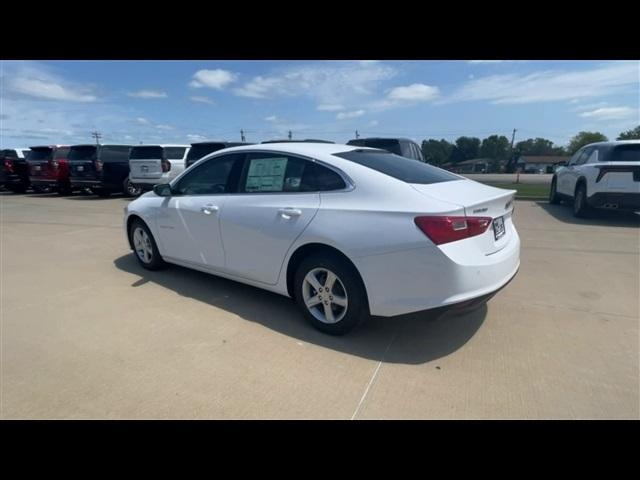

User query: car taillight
[414,215,492,245]
[95,159,103,172]
[51,159,59,169]
[161,159,171,172]
[4,159,14,173]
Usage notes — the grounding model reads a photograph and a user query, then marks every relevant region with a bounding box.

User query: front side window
[174,153,245,195]
[575,147,593,165]
[240,153,346,193]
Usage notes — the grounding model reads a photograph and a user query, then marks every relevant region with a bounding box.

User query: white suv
[550,140,640,217]
[128,145,190,195]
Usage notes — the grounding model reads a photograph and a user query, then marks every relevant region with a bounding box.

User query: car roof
[219,142,367,157]
[347,137,414,143]
[29,145,69,149]
[585,140,640,148]
[70,144,132,147]
[131,144,189,148]
[190,141,252,146]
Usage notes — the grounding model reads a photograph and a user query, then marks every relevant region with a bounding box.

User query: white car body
[129,144,190,189]
[124,143,520,318]
[553,140,640,214]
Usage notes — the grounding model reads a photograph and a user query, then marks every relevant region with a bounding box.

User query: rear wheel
[294,253,369,335]
[57,182,72,196]
[124,178,142,197]
[549,177,560,204]
[573,183,591,218]
[128,219,166,270]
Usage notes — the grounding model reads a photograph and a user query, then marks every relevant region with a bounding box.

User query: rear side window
[165,147,187,159]
[175,153,245,195]
[1,149,18,159]
[100,146,131,162]
[239,153,346,193]
[54,147,70,159]
[334,150,460,184]
[27,148,54,161]
[68,146,97,161]
[610,144,640,162]
[130,146,163,159]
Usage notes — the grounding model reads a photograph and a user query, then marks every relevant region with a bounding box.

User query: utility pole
[288,130,292,140]
[355,130,360,139]
[240,129,246,142]
[91,130,102,145]
[506,128,517,173]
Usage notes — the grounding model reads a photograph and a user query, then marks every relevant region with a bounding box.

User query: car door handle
[278,208,302,219]
[201,204,219,215]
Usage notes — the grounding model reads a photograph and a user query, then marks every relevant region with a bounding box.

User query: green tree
[515,137,564,156]
[421,138,453,166]
[617,126,640,140]
[451,136,481,163]
[480,135,510,159]
[567,131,608,154]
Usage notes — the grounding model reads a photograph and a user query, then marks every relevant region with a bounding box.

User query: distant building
[515,155,570,173]
[442,158,496,174]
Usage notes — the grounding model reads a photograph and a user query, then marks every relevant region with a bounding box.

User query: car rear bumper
[129,174,170,186]
[1,173,28,186]
[30,178,63,188]
[356,227,521,317]
[587,192,640,211]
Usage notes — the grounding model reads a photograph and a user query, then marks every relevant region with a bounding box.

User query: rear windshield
[27,147,53,161]
[130,146,163,159]
[1,149,19,158]
[68,146,97,161]
[22,150,31,157]
[165,147,187,159]
[334,150,460,185]
[186,144,227,161]
[347,139,402,156]
[54,147,70,159]
[610,144,640,162]
[100,146,131,162]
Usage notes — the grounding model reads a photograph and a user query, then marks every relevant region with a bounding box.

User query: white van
[128,145,190,195]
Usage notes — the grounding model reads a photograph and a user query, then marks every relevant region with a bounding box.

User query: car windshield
[334,150,460,185]
[27,147,53,161]
[68,146,97,161]
[130,146,164,159]
[611,144,640,162]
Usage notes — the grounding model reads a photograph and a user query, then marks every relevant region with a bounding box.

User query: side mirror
[153,183,172,197]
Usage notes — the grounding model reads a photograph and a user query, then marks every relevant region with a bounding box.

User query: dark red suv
[27,145,72,194]
[1,148,31,193]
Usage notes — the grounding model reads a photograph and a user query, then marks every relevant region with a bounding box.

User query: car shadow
[113,254,488,365]
[537,201,640,227]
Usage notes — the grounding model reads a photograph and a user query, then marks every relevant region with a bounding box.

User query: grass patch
[480,182,550,199]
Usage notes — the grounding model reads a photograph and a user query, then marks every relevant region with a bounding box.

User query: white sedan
[124,143,520,335]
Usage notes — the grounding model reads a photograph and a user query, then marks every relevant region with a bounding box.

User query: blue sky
[1,60,638,149]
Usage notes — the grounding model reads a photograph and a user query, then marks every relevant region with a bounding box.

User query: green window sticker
[246,157,288,192]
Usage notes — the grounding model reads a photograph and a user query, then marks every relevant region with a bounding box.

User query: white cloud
[317,104,345,111]
[189,95,216,105]
[580,107,637,121]
[369,120,379,126]
[336,110,365,120]
[388,83,440,102]
[233,61,397,105]
[136,117,151,125]
[127,89,167,99]
[155,124,174,131]
[187,134,208,142]
[448,61,639,104]
[189,69,238,89]
[6,69,97,102]
[467,60,505,64]
[264,115,278,122]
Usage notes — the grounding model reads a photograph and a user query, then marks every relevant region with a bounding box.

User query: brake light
[4,159,14,173]
[95,159,103,172]
[414,216,492,245]
[161,159,171,173]
[51,159,59,169]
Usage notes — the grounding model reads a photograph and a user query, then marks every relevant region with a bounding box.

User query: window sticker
[246,157,288,192]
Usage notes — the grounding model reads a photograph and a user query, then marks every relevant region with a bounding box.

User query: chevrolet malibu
[124,143,520,335]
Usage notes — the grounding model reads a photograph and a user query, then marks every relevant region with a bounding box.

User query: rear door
[602,144,640,193]
[129,146,164,181]
[219,152,321,284]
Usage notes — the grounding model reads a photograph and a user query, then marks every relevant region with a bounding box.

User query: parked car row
[1,137,427,197]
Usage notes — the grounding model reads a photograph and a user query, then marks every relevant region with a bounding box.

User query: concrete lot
[1,191,638,419]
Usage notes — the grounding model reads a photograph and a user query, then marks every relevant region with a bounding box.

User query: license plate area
[77,166,84,172]
[493,216,505,241]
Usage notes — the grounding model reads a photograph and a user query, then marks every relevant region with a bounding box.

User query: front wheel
[128,219,166,270]
[294,254,369,335]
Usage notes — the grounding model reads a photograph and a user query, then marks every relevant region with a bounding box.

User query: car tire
[573,183,591,218]
[124,178,142,197]
[293,253,369,335]
[128,219,167,270]
[549,177,561,204]
[8,185,27,194]
[57,182,72,196]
